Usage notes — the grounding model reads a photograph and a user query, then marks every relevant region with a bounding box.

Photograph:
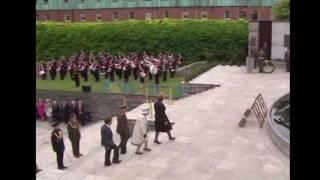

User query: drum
[130,63,136,68]
[149,65,158,75]
[171,69,175,72]
[139,72,146,78]
[39,70,45,75]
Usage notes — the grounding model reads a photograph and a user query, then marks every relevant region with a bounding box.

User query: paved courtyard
[36,65,290,180]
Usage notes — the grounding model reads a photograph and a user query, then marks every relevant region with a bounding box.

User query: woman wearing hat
[131,106,152,155]
[154,95,175,144]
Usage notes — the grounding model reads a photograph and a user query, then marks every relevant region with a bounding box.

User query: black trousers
[109,71,115,81]
[94,71,100,82]
[56,150,64,169]
[148,72,153,80]
[124,71,129,83]
[41,73,47,80]
[133,69,138,80]
[116,69,122,79]
[74,76,80,87]
[70,139,80,156]
[119,133,129,153]
[82,71,88,81]
[155,74,160,85]
[162,71,167,81]
[50,71,56,80]
[60,71,67,80]
[170,71,175,78]
[140,77,144,83]
[104,144,119,165]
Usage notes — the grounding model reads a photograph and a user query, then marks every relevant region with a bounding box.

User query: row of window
[36,11,258,21]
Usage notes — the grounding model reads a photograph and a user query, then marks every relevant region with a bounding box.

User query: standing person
[67,114,83,158]
[72,67,80,87]
[52,100,60,123]
[131,106,152,155]
[45,99,53,122]
[285,47,290,72]
[37,98,46,121]
[101,117,122,166]
[154,95,175,144]
[51,123,67,170]
[39,63,47,80]
[76,100,86,126]
[60,101,70,123]
[116,105,130,154]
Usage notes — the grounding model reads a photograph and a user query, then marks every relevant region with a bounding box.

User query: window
[80,14,86,22]
[201,12,208,19]
[164,11,169,18]
[63,0,68,3]
[43,0,48,3]
[239,11,246,19]
[182,12,189,19]
[112,12,118,21]
[64,14,70,22]
[251,11,258,20]
[36,14,40,21]
[96,14,102,21]
[145,12,152,20]
[129,12,135,20]
[112,0,118,2]
[224,11,231,19]
[96,0,101,1]
[80,0,85,3]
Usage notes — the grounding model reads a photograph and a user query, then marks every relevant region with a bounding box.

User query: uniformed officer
[67,114,83,158]
[51,123,67,170]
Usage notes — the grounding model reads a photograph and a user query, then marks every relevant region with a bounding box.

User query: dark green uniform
[67,121,81,157]
[116,113,130,154]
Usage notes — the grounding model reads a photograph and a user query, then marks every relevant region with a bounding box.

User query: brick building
[36,0,275,22]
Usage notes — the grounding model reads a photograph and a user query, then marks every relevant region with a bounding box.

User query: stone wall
[180,83,220,97]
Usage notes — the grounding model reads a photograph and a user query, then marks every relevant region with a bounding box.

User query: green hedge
[36,20,248,64]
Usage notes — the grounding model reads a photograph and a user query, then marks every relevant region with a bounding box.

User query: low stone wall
[176,61,207,77]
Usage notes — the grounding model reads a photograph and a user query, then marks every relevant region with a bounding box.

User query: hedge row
[36,20,248,64]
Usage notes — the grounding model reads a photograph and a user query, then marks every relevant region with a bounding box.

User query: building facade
[36,0,275,22]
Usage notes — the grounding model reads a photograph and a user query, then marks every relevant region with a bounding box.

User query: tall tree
[273,0,290,20]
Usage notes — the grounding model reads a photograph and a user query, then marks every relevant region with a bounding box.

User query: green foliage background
[273,0,290,20]
[36,20,248,64]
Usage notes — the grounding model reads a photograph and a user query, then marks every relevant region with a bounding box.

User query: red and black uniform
[40,63,48,80]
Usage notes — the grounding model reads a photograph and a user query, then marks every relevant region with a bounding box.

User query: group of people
[50,95,175,169]
[37,98,91,126]
[38,51,183,87]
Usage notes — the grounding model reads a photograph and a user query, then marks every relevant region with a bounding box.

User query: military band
[38,51,182,86]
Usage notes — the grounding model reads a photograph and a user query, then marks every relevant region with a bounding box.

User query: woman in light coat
[131,106,152,155]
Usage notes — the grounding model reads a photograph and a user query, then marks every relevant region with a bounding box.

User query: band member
[67,114,83,158]
[161,58,168,82]
[154,95,175,144]
[80,63,88,82]
[48,62,56,80]
[122,60,129,83]
[92,62,100,82]
[58,62,67,80]
[72,67,80,87]
[132,56,138,80]
[138,63,145,83]
[131,106,152,155]
[116,105,131,154]
[101,117,122,166]
[51,123,67,170]
[39,63,47,80]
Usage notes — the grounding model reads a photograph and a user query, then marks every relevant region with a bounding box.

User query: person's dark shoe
[169,137,176,141]
[120,151,126,154]
[154,140,162,144]
[62,166,67,169]
[58,167,64,170]
[144,148,152,152]
[105,163,112,166]
[36,169,42,173]
[112,160,122,164]
[78,153,83,156]
[135,152,143,155]
[170,122,175,126]
[74,155,80,158]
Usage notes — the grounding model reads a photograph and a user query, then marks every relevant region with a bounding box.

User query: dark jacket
[51,129,65,153]
[101,125,116,148]
[116,113,130,137]
[67,121,81,142]
[154,101,172,132]
[52,104,60,120]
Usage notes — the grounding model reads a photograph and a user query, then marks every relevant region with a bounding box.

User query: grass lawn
[36,73,185,98]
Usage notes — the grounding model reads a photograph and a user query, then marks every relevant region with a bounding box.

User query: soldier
[116,105,131,154]
[39,63,47,80]
[51,123,67,170]
[101,117,122,166]
[257,48,266,73]
[67,114,83,158]
[72,67,80,87]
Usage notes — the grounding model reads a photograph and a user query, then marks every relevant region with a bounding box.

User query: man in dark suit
[52,100,60,122]
[101,117,122,166]
[154,95,175,144]
[60,101,70,123]
[51,123,67,170]
[76,100,86,126]
[116,105,130,154]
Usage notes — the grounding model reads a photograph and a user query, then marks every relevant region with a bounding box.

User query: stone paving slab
[37,65,289,180]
